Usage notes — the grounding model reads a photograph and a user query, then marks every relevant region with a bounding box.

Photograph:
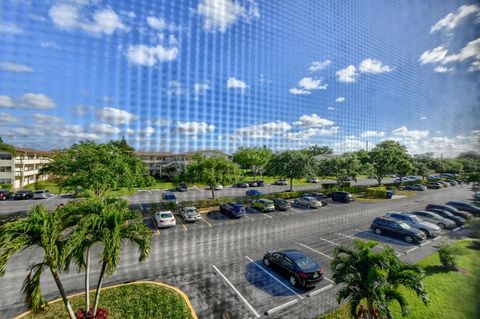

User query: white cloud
[293,114,335,128]
[0,22,23,34]
[289,88,311,95]
[233,121,291,139]
[430,4,480,34]
[433,65,454,73]
[193,82,210,96]
[196,0,259,32]
[455,37,480,61]
[0,95,14,108]
[360,130,385,138]
[40,41,60,49]
[336,65,357,83]
[97,107,137,124]
[359,58,393,73]
[333,136,366,153]
[308,60,331,72]
[327,106,335,111]
[166,81,185,95]
[127,44,179,66]
[150,118,172,126]
[89,123,121,134]
[146,16,167,30]
[419,46,449,64]
[420,116,428,120]
[176,121,215,135]
[335,97,345,103]
[7,127,30,137]
[0,61,33,73]
[298,77,327,90]
[468,60,480,72]
[33,114,63,125]
[142,126,155,137]
[286,126,339,140]
[126,128,135,135]
[227,77,248,90]
[392,126,429,140]
[0,112,17,123]
[19,93,56,109]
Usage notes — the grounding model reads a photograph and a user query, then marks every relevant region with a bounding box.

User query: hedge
[366,186,387,198]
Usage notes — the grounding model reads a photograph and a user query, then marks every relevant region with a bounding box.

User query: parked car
[330,191,354,203]
[410,211,456,229]
[445,180,458,186]
[303,192,328,206]
[179,206,200,222]
[445,201,480,215]
[248,181,258,187]
[162,191,178,204]
[307,177,319,183]
[438,181,450,187]
[440,173,456,178]
[208,184,224,190]
[251,199,275,212]
[33,189,50,199]
[256,180,265,187]
[425,204,472,220]
[0,189,13,200]
[176,183,188,192]
[395,176,416,183]
[385,190,395,199]
[426,183,442,189]
[263,250,324,288]
[13,190,34,200]
[220,202,246,218]
[246,189,262,196]
[385,212,440,238]
[475,191,480,202]
[405,184,427,191]
[370,217,426,244]
[274,179,288,186]
[154,211,176,228]
[427,208,466,226]
[237,182,249,188]
[293,196,322,208]
[272,198,291,211]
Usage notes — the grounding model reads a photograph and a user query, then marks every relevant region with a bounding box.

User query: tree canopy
[368,140,410,185]
[0,137,15,155]
[232,146,272,178]
[266,150,314,190]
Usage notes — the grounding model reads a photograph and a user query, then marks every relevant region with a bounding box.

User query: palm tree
[0,205,77,319]
[331,240,428,319]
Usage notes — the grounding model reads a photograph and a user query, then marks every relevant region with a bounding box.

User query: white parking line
[405,246,419,254]
[262,213,273,219]
[317,237,340,246]
[265,300,298,316]
[452,227,460,232]
[200,217,213,227]
[432,236,442,241]
[419,240,432,247]
[338,233,356,240]
[244,256,304,300]
[307,284,334,297]
[212,265,260,318]
[46,195,57,202]
[323,276,335,284]
[298,243,333,260]
[278,211,290,216]
[364,231,413,246]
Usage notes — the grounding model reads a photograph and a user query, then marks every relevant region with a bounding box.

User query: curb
[14,280,198,319]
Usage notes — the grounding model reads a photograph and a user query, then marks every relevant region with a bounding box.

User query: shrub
[0,184,12,190]
[33,181,46,190]
[75,308,108,319]
[366,186,387,198]
[438,241,466,271]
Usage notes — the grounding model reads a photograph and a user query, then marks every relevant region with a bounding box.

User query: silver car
[154,211,176,228]
[180,207,201,223]
[410,211,456,229]
[293,196,322,208]
[385,212,441,237]
[33,189,49,199]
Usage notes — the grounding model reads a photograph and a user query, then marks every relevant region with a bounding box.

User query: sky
[0,0,479,157]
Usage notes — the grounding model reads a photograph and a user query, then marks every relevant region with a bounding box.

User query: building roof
[14,147,52,155]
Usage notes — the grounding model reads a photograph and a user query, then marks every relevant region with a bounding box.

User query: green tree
[395,157,415,184]
[441,159,463,174]
[320,154,362,184]
[266,151,314,191]
[0,206,77,318]
[437,241,466,271]
[332,240,428,319]
[0,136,15,155]
[415,161,430,181]
[185,154,241,198]
[41,140,150,197]
[368,141,409,185]
[303,145,334,157]
[233,146,272,179]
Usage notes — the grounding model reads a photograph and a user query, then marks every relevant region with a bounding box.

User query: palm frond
[21,262,47,313]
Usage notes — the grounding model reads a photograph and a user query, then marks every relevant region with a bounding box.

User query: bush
[438,241,466,271]
[366,186,387,198]
[75,308,108,319]
[33,181,46,190]
[0,184,12,190]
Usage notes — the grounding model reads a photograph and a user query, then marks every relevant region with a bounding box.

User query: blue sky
[0,0,479,156]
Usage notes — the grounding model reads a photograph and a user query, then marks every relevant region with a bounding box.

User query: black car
[330,191,354,203]
[263,250,324,288]
[13,190,34,200]
[247,181,258,187]
[445,201,480,215]
[0,189,13,200]
[219,202,246,218]
[303,192,328,206]
[272,198,291,211]
[426,208,466,226]
[237,182,249,188]
[255,180,265,187]
[426,183,441,189]
[176,183,188,192]
[370,217,426,244]
[425,204,473,219]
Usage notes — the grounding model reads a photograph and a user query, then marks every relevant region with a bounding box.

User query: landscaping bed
[19,282,195,319]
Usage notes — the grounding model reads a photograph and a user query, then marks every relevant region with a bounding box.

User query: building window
[0,154,12,160]
[0,179,11,184]
[0,166,12,172]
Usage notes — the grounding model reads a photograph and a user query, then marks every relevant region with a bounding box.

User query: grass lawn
[24,182,61,194]
[21,282,194,319]
[319,240,480,319]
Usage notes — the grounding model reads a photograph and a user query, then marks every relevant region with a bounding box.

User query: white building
[0,148,51,189]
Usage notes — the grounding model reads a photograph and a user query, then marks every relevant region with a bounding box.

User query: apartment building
[0,148,51,189]
[137,150,230,177]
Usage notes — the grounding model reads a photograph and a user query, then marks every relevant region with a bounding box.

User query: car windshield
[35,191,45,194]
[399,223,411,230]
[186,209,197,214]
[409,215,423,223]
[295,256,318,271]
[164,195,176,200]
[160,213,173,218]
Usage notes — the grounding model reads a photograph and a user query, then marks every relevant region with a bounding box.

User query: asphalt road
[0,186,473,319]
[0,178,396,215]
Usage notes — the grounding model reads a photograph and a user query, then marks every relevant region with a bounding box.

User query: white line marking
[245,256,304,300]
[46,195,57,202]
[432,236,442,241]
[261,213,273,219]
[307,284,334,297]
[452,227,460,232]
[317,237,340,246]
[298,243,333,260]
[338,233,356,240]
[200,217,213,227]
[140,204,146,211]
[405,246,419,254]
[279,211,290,216]
[212,265,260,318]
[265,299,298,316]
[366,232,413,246]
[419,240,432,247]
[323,276,335,284]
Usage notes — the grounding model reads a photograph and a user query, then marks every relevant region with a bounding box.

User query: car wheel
[261,208,265,213]
[438,223,446,229]
[405,235,413,243]
[420,229,429,237]
[263,258,270,267]
[374,228,382,235]
[289,276,297,287]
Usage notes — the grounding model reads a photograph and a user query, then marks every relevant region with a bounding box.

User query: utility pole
[365,140,369,152]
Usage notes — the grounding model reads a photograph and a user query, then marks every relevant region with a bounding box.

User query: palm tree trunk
[50,269,76,319]
[85,249,90,312]
[92,261,107,316]
[366,298,374,319]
